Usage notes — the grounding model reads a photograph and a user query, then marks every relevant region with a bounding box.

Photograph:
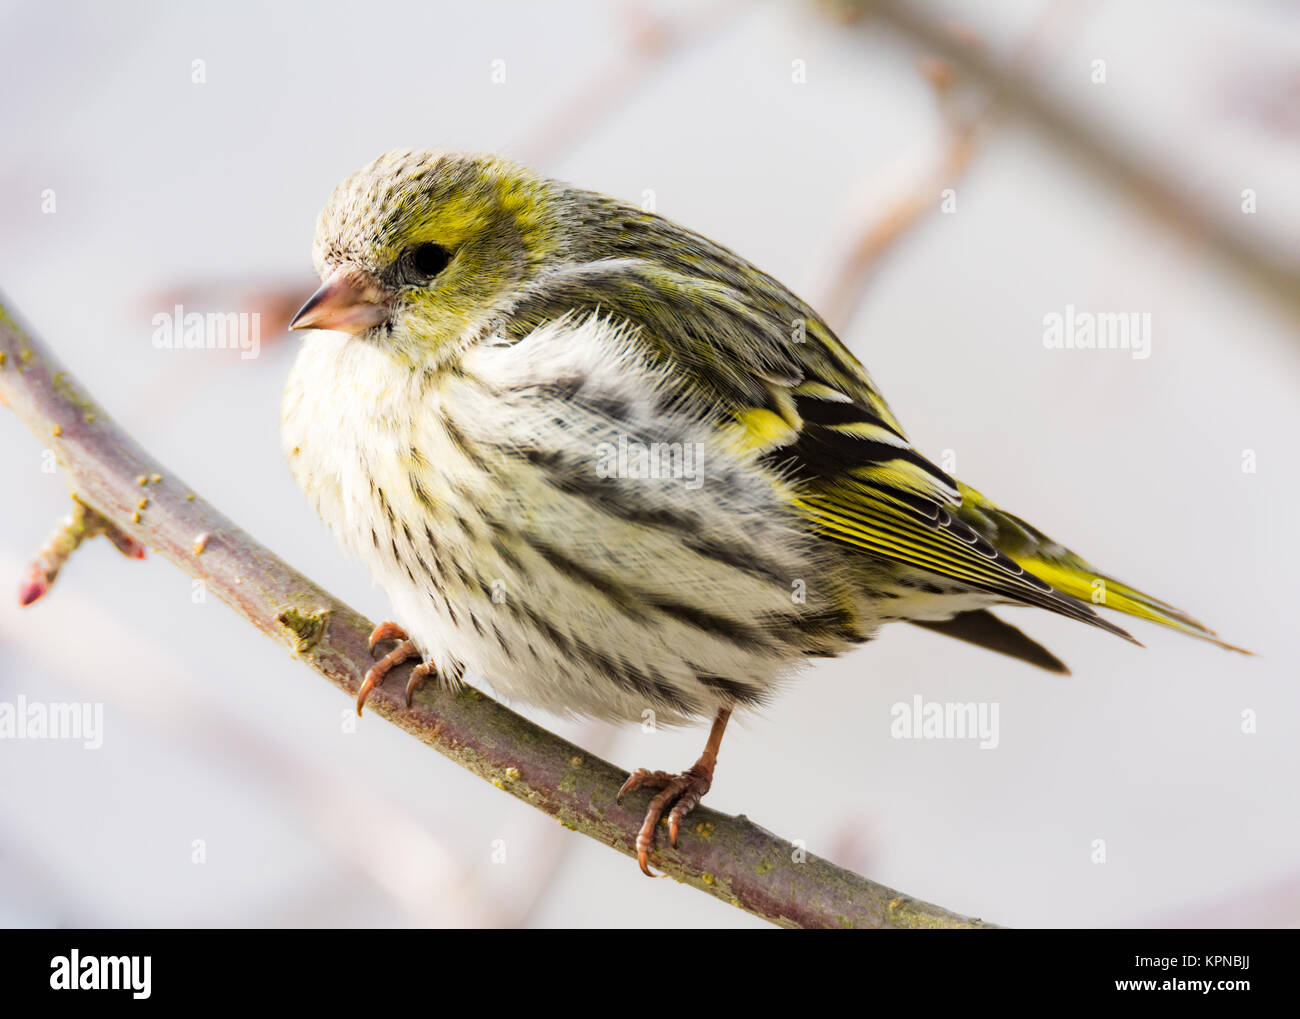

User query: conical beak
[289,272,393,334]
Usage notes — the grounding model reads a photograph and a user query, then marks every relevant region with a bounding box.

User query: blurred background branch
[816,0,1088,327]
[846,0,1300,328]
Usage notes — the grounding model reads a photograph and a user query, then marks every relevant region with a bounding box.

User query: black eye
[405,242,453,280]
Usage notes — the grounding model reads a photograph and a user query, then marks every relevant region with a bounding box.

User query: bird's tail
[956,484,1251,655]
[1008,557,1250,654]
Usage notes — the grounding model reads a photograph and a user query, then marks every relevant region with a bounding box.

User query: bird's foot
[617,762,715,877]
[356,621,436,715]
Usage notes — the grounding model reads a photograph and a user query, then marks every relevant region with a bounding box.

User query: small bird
[283,149,1246,875]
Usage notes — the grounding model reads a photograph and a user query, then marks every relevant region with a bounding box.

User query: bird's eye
[405,242,453,281]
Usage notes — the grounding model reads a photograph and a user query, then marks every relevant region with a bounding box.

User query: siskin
[283,149,1247,875]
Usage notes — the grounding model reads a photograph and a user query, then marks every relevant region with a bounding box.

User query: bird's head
[290,148,562,364]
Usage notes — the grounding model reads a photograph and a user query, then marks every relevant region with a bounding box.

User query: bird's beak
[289,272,393,334]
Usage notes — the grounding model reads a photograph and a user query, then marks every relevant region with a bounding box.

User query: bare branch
[18,496,144,606]
[0,294,995,929]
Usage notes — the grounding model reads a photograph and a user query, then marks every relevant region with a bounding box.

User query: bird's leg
[356,621,437,715]
[617,707,731,877]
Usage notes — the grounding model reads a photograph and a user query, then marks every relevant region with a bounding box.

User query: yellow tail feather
[1011,557,1252,655]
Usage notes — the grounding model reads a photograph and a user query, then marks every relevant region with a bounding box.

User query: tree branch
[0,294,994,929]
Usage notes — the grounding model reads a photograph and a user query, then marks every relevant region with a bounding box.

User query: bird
[282,148,1247,876]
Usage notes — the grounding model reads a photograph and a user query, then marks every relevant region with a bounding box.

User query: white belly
[282,324,873,725]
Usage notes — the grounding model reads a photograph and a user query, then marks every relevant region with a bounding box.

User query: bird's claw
[356,621,435,715]
[617,765,713,877]
[367,620,409,654]
[405,662,438,708]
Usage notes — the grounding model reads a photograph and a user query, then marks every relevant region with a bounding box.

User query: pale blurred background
[0,0,1296,928]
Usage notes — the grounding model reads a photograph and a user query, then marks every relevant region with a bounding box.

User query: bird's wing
[499,255,1135,641]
